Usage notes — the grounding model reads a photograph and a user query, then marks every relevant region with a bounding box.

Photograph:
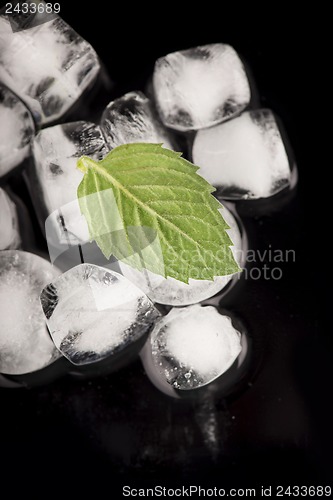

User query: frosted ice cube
[30,121,108,240]
[40,264,161,366]
[0,250,60,375]
[0,188,21,250]
[101,91,175,150]
[153,43,250,131]
[192,109,292,199]
[118,205,244,306]
[150,305,242,390]
[0,6,100,125]
[0,84,35,177]
[3,1,60,33]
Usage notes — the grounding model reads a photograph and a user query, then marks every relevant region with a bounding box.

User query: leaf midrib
[92,162,212,251]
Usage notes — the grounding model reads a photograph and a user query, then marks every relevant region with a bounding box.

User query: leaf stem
[77,156,97,173]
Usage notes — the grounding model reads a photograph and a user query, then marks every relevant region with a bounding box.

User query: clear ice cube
[150,305,242,390]
[30,121,108,241]
[153,43,250,131]
[0,84,35,177]
[0,188,21,250]
[118,205,244,306]
[0,4,100,125]
[40,264,161,366]
[100,91,175,150]
[0,250,61,375]
[192,109,292,199]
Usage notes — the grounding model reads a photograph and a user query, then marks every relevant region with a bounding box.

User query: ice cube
[0,188,21,250]
[153,43,250,131]
[0,4,100,125]
[192,109,292,199]
[0,250,61,375]
[29,121,108,241]
[40,264,161,366]
[118,205,244,306]
[100,91,176,149]
[0,84,35,178]
[149,305,242,390]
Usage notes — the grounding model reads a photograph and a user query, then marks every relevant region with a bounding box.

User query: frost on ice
[0,9,100,125]
[153,43,250,131]
[0,188,21,251]
[101,91,175,150]
[31,121,108,243]
[0,84,35,177]
[0,251,60,375]
[40,264,161,366]
[150,305,242,390]
[192,109,292,199]
[118,205,244,306]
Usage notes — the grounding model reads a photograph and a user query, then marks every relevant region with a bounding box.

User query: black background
[1,3,330,496]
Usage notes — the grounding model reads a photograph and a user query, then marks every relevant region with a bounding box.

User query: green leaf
[77,143,241,283]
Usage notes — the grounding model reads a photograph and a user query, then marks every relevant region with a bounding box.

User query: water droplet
[184,372,191,379]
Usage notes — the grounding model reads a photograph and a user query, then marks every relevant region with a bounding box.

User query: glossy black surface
[0,5,330,494]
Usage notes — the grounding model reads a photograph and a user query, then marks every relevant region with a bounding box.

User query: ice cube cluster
[151,43,294,199]
[0,7,296,394]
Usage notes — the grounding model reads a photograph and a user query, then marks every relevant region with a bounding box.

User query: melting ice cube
[0,250,61,375]
[192,109,292,199]
[101,91,176,150]
[149,304,242,390]
[153,43,250,131]
[118,205,244,306]
[40,264,161,366]
[0,83,35,178]
[29,121,108,241]
[0,5,100,125]
[0,188,21,250]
